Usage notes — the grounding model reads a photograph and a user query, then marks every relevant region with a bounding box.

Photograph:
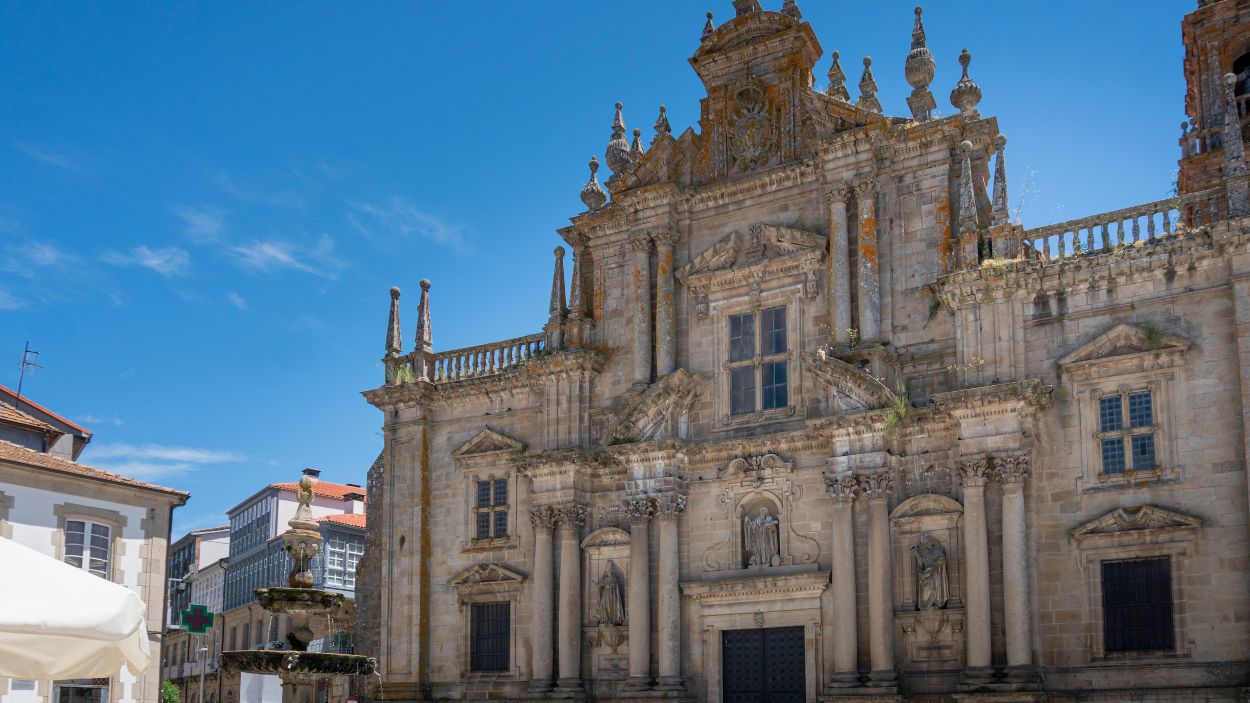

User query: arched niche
[889,493,965,611]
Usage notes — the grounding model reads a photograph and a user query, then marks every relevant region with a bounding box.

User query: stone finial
[415,278,432,353]
[826,51,850,101]
[605,102,633,175]
[991,135,1009,225]
[904,7,937,122]
[1223,73,1247,169]
[580,156,608,211]
[385,286,402,358]
[950,48,982,116]
[856,57,883,114]
[654,105,671,140]
[630,128,645,159]
[957,140,979,234]
[781,0,803,20]
[548,246,568,323]
[733,0,762,16]
[702,11,715,40]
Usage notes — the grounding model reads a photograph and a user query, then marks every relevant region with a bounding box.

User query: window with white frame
[473,478,509,541]
[324,537,364,588]
[1097,389,1158,474]
[64,520,110,578]
[727,306,789,416]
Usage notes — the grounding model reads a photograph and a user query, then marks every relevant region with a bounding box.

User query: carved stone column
[854,178,880,342]
[826,474,860,686]
[528,508,558,692]
[959,458,993,684]
[826,185,852,346]
[654,230,678,377]
[997,454,1035,679]
[861,470,895,686]
[654,493,686,691]
[556,504,587,693]
[631,232,654,388]
[625,497,653,690]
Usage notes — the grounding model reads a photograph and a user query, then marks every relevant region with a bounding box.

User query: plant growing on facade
[884,380,912,432]
[1141,320,1165,350]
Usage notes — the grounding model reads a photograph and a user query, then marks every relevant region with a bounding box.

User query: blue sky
[0,1,1187,535]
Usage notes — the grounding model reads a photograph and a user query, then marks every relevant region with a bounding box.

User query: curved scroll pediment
[603,369,706,446]
[803,351,896,413]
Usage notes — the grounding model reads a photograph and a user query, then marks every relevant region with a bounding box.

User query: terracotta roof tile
[317,513,366,528]
[0,440,188,498]
[269,481,368,500]
[0,403,58,434]
[0,385,92,436]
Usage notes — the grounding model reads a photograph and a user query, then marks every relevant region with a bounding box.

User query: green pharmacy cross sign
[180,604,214,634]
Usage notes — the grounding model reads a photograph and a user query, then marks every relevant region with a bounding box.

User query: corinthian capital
[653,492,687,520]
[994,453,1030,484]
[824,183,852,203]
[857,469,893,500]
[852,175,876,199]
[629,231,653,252]
[651,228,679,248]
[957,456,991,487]
[530,505,561,532]
[825,473,860,504]
[558,503,588,528]
[625,495,655,523]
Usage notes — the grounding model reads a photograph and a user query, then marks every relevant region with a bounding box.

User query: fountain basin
[255,587,344,614]
[220,650,377,677]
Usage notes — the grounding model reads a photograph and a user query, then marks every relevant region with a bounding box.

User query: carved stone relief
[729,78,774,173]
[703,455,818,572]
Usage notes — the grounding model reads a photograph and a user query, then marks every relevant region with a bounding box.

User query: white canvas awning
[0,536,149,679]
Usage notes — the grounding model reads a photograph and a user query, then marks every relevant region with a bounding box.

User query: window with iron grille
[473,478,509,541]
[64,520,110,579]
[727,306,789,416]
[1102,556,1175,654]
[1097,389,1158,474]
[469,601,510,672]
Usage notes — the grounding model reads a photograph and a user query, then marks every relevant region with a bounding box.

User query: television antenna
[15,341,41,413]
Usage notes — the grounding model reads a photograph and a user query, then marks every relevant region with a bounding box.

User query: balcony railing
[432,333,546,382]
[1022,185,1226,260]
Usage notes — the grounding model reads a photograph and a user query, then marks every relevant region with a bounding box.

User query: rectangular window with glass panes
[1097,389,1158,474]
[473,478,509,540]
[727,306,789,416]
[64,520,110,579]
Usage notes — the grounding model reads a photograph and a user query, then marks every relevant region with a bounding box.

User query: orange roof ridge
[269,480,367,500]
[0,385,92,436]
[0,403,58,434]
[0,439,188,498]
[317,513,366,528]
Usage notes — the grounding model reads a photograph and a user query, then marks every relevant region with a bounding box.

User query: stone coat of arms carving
[729,79,774,172]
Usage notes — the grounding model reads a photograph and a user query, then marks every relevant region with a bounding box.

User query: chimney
[301,468,322,481]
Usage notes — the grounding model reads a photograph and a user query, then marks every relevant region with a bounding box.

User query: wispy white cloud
[90,443,244,463]
[0,287,24,310]
[229,234,343,279]
[12,140,76,170]
[104,246,191,277]
[215,171,305,210]
[347,197,468,254]
[226,291,248,311]
[171,204,226,244]
[78,415,125,427]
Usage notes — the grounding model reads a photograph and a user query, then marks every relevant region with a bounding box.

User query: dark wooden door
[722,626,805,703]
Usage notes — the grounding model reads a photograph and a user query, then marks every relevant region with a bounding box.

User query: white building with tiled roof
[0,390,187,703]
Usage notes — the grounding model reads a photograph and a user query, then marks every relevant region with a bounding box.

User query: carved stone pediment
[1058,323,1189,380]
[1071,505,1203,547]
[602,369,706,446]
[677,223,827,292]
[450,426,526,459]
[804,350,896,413]
[449,562,526,589]
[581,526,631,549]
[719,453,793,480]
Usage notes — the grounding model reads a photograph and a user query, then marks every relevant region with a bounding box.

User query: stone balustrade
[430,333,546,382]
[1022,185,1226,260]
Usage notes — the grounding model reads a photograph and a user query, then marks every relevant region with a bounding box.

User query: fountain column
[960,457,994,685]
[556,504,586,693]
[528,508,557,692]
[625,497,653,689]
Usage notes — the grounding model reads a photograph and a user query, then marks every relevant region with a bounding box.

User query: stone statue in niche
[594,560,625,625]
[912,533,949,610]
[743,506,781,567]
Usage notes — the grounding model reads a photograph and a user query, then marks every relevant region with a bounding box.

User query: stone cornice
[931,380,1052,418]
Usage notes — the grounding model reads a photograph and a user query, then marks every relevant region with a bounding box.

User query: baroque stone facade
[362,2,1250,701]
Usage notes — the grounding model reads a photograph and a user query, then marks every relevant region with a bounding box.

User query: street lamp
[197,646,208,703]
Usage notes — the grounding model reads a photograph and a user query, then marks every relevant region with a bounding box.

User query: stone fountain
[221,474,376,703]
